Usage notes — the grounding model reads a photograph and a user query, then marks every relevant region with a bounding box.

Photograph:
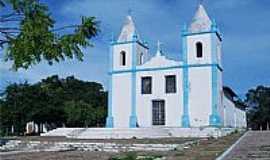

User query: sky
[0,0,270,98]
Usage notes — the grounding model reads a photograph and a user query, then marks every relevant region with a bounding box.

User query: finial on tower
[156,40,163,57]
[158,40,161,51]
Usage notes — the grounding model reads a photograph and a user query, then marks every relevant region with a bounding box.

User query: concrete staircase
[67,128,171,139]
[41,127,237,139]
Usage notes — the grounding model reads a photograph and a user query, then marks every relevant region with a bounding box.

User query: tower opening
[139,52,144,65]
[120,51,126,66]
[196,42,203,58]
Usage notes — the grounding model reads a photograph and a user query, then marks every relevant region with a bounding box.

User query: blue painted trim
[129,34,138,128]
[183,31,213,36]
[112,40,149,49]
[106,40,114,128]
[181,25,190,128]
[109,63,223,75]
[209,32,221,126]
[183,30,222,41]
[211,19,223,41]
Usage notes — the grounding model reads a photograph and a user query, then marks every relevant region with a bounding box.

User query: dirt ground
[4,136,198,144]
[0,132,243,160]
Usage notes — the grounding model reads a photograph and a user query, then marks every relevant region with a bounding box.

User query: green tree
[0,0,99,69]
[0,82,32,135]
[64,100,96,127]
[245,86,270,130]
[0,75,107,136]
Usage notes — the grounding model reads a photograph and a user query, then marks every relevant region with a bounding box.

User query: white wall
[223,95,235,127]
[235,107,247,128]
[189,67,212,127]
[112,73,132,128]
[187,33,213,127]
[187,34,212,65]
[223,95,247,128]
[136,68,183,127]
[217,70,224,125]
[136,44,149,65]
[113,44,133,70]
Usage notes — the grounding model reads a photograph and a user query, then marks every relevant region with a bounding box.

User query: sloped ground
[0,132,243,160]
[223,131,270,160]
[2,136,198,144]
[165,131,243,160]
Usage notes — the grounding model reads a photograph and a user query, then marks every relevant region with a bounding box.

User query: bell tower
[182,4,223,127]
[106,15,149,128]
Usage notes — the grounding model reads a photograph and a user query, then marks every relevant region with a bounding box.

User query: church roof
[189,4,212,33]
[223,86,237,102]
[137,54,181,69]
[117,15,140,42]
[137,40,182,69]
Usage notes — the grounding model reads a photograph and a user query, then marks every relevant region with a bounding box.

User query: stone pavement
[223,131,270,160]
[0,137,198,154]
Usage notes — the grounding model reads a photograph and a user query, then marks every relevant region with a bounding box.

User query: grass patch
[109,152,163,160]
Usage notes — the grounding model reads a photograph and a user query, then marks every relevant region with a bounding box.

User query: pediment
[137,55,182,69]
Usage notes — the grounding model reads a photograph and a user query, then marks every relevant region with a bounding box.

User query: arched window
[196,42,203,58]
[120,51,126,66]
[139,52,144,65]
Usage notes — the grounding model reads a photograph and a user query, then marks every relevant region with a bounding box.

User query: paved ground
[223,131,270,160]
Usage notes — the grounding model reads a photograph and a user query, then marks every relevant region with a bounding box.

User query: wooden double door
[152,100,165,126]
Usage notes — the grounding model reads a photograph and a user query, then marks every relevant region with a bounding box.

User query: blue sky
[0,0,270,97]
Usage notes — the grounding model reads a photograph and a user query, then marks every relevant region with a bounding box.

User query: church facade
[106,4,247,129]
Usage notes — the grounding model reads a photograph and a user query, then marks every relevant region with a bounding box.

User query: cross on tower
[157,40,162,51]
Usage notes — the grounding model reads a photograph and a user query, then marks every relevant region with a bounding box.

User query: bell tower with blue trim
[106,15,148,128]
[182,4,223,127]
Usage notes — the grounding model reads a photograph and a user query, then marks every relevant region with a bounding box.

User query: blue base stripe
[106,116,114,128]
[209,114,221,126]
[129,116,137,128]
[181,115,190,128]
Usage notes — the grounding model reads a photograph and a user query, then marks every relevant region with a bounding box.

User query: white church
[43,4,247,139]
[105,4,247,129]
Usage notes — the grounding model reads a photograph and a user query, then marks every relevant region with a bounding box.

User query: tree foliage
[0,0,99,69]
[245,86,270,130]
[0,75,107,136]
